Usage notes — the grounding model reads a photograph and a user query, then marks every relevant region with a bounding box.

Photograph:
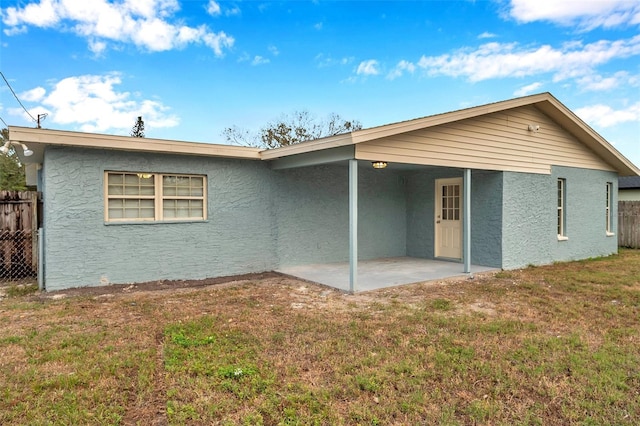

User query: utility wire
[0,115,8,127]
[0,71,37,123]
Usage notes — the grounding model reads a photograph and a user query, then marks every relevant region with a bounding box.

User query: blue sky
[1,0,639,166]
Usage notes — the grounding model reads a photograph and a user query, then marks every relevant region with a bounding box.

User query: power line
[0,116,8,127]
[0,71,37,123]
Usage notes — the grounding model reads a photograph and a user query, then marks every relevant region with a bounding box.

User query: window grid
[162,175,205,220]
[441,184,460,221]
[557,178,565,237]
[105,172,206,222]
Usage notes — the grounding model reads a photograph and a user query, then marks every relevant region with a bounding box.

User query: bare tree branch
[223,110,362,149]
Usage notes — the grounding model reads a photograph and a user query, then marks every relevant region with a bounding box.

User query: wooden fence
[0,191,41,280]
[618,201,640,249]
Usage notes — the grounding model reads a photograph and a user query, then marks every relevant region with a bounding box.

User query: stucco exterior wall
[42,149,409,290]
[272,165,349,267]
[405,168,502,267]
[470,171,503,268]
[41,145,619,290]
[501,166,618,269]
[42,146,277,291]
[405,167,456,259]
[273,165,406,266]
[358,167,407,260]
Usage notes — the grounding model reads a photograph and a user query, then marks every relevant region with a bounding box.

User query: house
[8,93,640,292]
[619,176,640,201]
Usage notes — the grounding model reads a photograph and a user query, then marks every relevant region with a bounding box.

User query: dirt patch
[31,271,282,300]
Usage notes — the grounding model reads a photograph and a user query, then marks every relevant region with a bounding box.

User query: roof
[9,92,639,176]
[619,176,640,189]
[261,92,640,176]
[8,127,262,162]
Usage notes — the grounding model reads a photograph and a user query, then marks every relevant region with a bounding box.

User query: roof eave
[8,126,263,163]
[534,97,640,177]
[259,132,355,160]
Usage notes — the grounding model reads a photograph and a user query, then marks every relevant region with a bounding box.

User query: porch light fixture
[527,124,540,133]
[371,161,388,169]
[0,141,33,156]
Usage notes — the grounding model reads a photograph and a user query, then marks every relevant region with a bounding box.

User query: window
[557,178,567,239]
[105,172,206,222]
[441,183,460,221]
[606,182,613,235]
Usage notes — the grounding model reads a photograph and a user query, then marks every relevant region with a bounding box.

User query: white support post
[463,169,471,274]
[349,159,358,293]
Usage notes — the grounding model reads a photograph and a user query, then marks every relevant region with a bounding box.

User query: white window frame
[557,178,568,240]
[105,172,207,223]
[606,182,614,236]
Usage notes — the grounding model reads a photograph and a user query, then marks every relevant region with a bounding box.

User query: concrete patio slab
[277,257,498,292]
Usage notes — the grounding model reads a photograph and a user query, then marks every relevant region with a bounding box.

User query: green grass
[1,249,639,424]
[4,283,38,298]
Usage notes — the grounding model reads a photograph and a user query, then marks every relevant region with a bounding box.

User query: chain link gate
[0,229,38,284]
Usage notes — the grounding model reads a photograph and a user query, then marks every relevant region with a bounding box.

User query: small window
[606,182,613,235]
[557,178,566,239]
[441,184,461,221]
[105,172,206,222]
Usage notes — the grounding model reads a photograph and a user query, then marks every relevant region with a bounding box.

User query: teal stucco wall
[42,146,277,291]
[41,148,408,290]
[501,166,618,269]
[405,168,503,268]
[272,164,407,267]
[41,146,618,290]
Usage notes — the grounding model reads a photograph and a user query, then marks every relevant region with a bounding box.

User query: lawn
[1,250,639,425]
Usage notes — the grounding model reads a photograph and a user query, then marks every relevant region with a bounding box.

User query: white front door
[435,177,463,259]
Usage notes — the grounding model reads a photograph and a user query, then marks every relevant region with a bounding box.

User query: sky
[0,0,639,166]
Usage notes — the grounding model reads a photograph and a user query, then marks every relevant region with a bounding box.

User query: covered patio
[277,257,497,292]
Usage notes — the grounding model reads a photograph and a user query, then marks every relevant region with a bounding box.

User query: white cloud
[20,86,46,102]
[2,0,234,55]
[415,35,640,83]
[251,55,269,66]
[206,0,221,16]
[513,82,543,96]
[225,6,241,16]
[2,0,59,27]
[478,31,497,39]
[315,53,353,68]
[575,102,640,127]
[508,0,640,30]
[3,25,28,35]
[387,60,416,80]
[268,45,279,56]
[88,38,107,56]
[576,71,635,91]
[9,73,179,133]
[356,59,380,76]
[314,22,323,30]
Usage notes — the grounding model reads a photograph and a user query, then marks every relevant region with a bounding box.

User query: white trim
[557,178,566,238]
[605,182,613,234]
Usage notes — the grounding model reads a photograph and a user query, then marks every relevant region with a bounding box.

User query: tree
[0,128,27,190]
[223,110,362,149]
[131,116,145,138]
